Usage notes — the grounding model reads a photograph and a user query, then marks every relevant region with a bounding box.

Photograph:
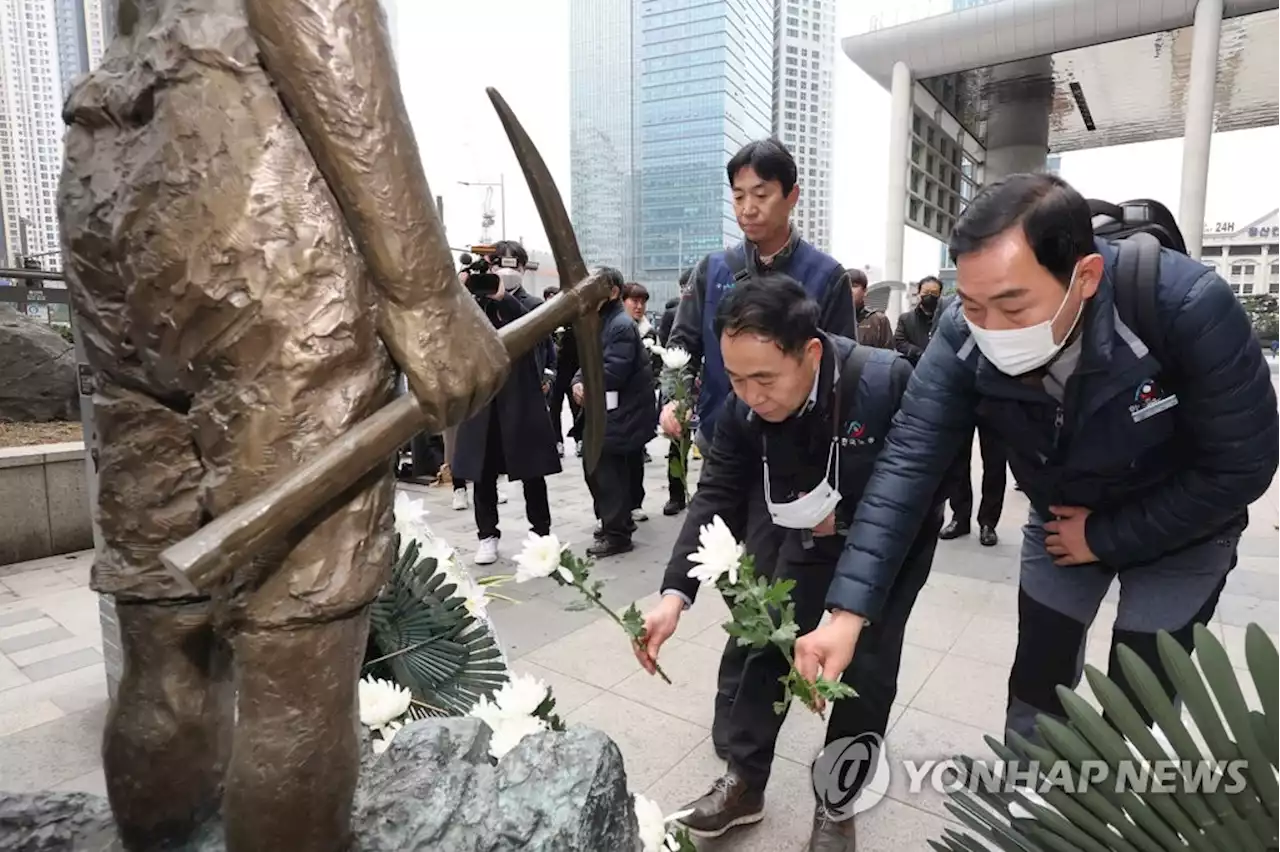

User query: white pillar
[1178,0,1223,260]
[884,61,912,324]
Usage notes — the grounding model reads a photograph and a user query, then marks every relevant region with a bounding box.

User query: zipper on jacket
[1052,406,1064,453]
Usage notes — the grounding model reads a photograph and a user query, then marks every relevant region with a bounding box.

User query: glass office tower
[635,0,773,296]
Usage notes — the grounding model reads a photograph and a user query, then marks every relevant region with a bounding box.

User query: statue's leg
[222,608,370,852]
[106,601,231,850]
[91,382,228,850]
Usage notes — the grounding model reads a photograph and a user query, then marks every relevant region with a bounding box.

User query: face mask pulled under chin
[965,267,1086,376]
[764,442,842,529]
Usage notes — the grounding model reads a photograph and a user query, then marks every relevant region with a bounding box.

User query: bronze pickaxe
[160,90,608,593]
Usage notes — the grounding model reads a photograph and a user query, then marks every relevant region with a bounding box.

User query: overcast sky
[390,0,1278,283]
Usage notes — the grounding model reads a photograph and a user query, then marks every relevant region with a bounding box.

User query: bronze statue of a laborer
[58,1,607,850]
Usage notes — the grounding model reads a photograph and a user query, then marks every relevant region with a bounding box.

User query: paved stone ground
[1,434,1276,851]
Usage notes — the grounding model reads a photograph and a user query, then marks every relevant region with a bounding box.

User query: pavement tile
[613,639,724,729]
[895,642,947,707]
[910,653,1010,733]
[20,647,102,682]
[8,634,101,668]
[0,698,65,738]
[508,659,603,717]
[526,616,668,690]
[1215,593,1279,630]
[856,796,958,848]
[0,701,108,791]
[0,608,44,629]
[882,707,1001,820]
[0,654,29,691]
[0,570,78,598]
[0,616,60,642]
[485,595,599,660]
[565,691,706,792]
[903,601,974,653]
[53,768,108,797]
[948,613,1019,668]
[0,624,73,654]
[0,663,107,715]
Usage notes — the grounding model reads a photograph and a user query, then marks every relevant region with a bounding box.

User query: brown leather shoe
[675,771,765,838]
[808,805,857,851]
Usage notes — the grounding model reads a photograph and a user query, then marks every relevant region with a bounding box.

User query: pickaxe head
[486,87,607,474]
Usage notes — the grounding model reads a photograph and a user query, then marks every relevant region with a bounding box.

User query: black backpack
[1089,198,1187,367]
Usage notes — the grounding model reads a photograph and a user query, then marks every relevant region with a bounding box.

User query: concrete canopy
[844,0,1278,153]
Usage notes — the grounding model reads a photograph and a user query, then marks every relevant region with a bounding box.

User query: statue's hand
[387,284,510,428]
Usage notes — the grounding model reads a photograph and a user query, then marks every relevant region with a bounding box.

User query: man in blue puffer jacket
[796,173,1279,743]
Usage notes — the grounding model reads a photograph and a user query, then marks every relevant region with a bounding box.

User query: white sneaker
[632,508,649,522]
[475,537,499,565]
[452,488,469,511]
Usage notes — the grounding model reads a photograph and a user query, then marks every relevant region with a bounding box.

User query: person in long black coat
[452,242,562,565]
[572,268,658,558]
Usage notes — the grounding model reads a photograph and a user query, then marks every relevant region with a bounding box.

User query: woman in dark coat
[572,268,658,557]
[451,241,562,565]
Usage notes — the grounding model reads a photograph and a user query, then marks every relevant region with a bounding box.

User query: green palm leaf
[363,535,509,718]
[935,623,1278,851]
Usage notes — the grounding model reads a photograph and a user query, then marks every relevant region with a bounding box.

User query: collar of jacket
[600,298,625,321]
[744,227,800,270]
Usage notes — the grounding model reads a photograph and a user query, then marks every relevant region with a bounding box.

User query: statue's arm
[244,0,506,411]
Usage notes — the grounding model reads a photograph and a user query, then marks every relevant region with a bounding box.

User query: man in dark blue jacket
[572,268,658,557]
[796,173,1279,743]
[638,276,940,849]
[659,137,858,759]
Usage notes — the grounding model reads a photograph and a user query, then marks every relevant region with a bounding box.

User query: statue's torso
[60,5,384,400]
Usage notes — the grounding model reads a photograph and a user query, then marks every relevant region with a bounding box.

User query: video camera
[459,245,538,299]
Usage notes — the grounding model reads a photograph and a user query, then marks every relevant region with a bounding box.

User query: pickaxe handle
[160,281,608,594]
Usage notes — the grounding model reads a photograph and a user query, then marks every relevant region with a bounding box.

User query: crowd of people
[402,138,1278,852]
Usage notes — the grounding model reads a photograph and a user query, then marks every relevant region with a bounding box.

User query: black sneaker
[676,772,765,838]
[662,498,686,516]
[939,519,970,540]
[586,538,634,558]
[808,805,857,851]
[979,525,999,547]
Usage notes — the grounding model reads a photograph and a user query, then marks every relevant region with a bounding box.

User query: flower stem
[577,581,672,684]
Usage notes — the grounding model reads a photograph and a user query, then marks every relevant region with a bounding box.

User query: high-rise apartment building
[569,0,774,299]
[0,0,111,269]
[772,0,834,253]
[569,0,636,279]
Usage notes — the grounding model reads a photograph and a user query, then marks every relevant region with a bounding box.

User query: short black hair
[621,282,649,303]
[849,268,868,289]
[664,297,680,310]
[678,266,695,289]
[917,275,943,290]
[491,239,529,269]
[713,274,818,358]
[727,139,797,196]
[949,173,1094,285]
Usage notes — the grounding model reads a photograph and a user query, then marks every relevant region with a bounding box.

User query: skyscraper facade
[569,0,636,279]
[635,0,773,295]
[1,0,111,269]
[772,0,834,253]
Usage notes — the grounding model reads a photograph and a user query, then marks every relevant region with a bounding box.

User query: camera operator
[451,240,562,565]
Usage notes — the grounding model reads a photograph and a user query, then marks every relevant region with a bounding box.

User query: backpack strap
[840,342,874,407]
[725,244,753,283]
[1112,232,1165,365]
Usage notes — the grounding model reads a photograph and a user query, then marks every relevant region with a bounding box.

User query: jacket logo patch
[1129,378,1178,423]
[840,420,875,447]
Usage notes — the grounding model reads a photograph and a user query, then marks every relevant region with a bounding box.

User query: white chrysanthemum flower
[686,515,744,586]
[358,677,412,729]
[488,713,549,760]
[512,533,573,584]
[469,694,507,731]
[661,347,691,371]
[394,490,432,544]
[634,795,667,852]
[491,672,550,719]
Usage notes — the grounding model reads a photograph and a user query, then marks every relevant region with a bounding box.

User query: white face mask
[764,439,842,529]
[964,265,1086,376]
